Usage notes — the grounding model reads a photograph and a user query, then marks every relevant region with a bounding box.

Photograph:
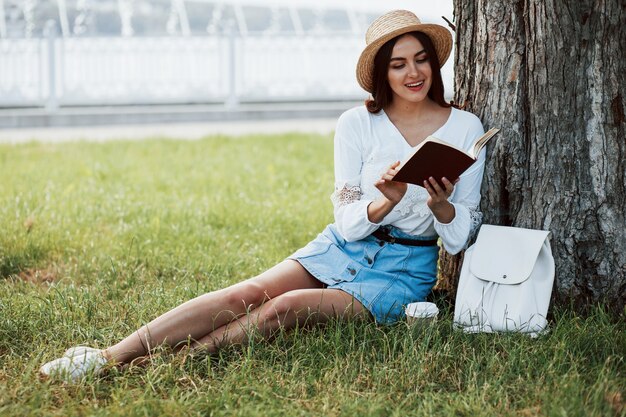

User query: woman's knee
[221,280,268,312]
[260,291,316,324]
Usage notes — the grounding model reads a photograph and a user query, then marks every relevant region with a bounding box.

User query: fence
[0,29,365,109]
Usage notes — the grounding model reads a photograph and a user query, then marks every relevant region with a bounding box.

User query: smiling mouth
[405,81,424,88]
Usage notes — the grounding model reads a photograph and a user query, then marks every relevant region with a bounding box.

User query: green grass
[0,133,624,417]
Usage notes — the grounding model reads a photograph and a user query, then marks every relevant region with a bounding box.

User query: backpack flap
[469,225,550,285]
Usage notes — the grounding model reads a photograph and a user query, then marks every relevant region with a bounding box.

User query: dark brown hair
[365,31,450,113]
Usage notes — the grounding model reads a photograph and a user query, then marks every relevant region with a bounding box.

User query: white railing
[0,38,50,106]
[0,31,365,109]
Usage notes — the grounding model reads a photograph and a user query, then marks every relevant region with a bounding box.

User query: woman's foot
[39,347,107,382]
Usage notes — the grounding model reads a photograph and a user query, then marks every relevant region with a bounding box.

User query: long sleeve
[434,142,486,255]
[331,111,381,242]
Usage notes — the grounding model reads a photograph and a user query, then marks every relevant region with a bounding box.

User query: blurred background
[0,0,453,133]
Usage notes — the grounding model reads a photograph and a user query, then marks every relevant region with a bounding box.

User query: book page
[471,128,500,158]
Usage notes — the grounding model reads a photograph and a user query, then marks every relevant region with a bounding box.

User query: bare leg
[191,288,369,353]
[104,260,323,364]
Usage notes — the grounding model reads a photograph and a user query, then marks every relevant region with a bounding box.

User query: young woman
[40,10,486,382]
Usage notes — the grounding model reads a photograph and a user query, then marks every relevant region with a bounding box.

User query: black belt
[372,228,438,247]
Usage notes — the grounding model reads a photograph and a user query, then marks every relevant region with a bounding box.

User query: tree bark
[439,0,625,312]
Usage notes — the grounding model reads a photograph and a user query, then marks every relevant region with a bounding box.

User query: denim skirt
[288,224,439,324]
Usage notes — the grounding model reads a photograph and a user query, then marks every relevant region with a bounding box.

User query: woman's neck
[384,98,439,121]
[383,97,452,146]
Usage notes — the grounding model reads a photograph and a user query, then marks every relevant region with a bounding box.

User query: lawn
[0,133,623,417]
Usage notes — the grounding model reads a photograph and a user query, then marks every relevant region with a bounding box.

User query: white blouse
[331,105,486,255]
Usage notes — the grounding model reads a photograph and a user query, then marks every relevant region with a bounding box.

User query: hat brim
[356,24,452,93]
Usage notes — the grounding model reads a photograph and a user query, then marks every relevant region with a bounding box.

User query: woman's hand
[424,176,458,223]
[375,161,407,204]
[367,161,407,223]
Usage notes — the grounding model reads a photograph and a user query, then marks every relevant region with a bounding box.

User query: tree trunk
[439,0,625,312]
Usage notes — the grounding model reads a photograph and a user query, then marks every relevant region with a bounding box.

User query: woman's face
[387,34,432,105]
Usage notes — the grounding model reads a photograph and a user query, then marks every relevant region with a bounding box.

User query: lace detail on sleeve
[331,185,363,207]
[469,205,483,240]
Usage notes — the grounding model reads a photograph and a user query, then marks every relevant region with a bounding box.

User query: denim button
[378,241,384,246]
[365,257,373,264]
[348,268,356,276]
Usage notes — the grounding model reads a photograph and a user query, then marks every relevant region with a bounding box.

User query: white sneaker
[63,346,101,358]
[40,349,107,382]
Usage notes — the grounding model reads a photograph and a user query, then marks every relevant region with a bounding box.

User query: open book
[392,128,500,187]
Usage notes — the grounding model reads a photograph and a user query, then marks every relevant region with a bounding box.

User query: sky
[215,0,455,31]
[215,0,454,24]
[354,0,453,20]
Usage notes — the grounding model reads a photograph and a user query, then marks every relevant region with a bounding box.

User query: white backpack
[453,224,555,337]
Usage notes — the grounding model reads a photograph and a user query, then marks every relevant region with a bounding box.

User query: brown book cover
[392,128,500,187]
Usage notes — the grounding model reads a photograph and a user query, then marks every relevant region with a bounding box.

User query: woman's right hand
[375,161,407,205]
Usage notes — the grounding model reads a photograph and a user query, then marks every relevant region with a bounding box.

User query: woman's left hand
[424,177,457,223]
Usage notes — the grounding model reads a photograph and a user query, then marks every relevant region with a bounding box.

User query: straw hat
[356,10,453,93]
